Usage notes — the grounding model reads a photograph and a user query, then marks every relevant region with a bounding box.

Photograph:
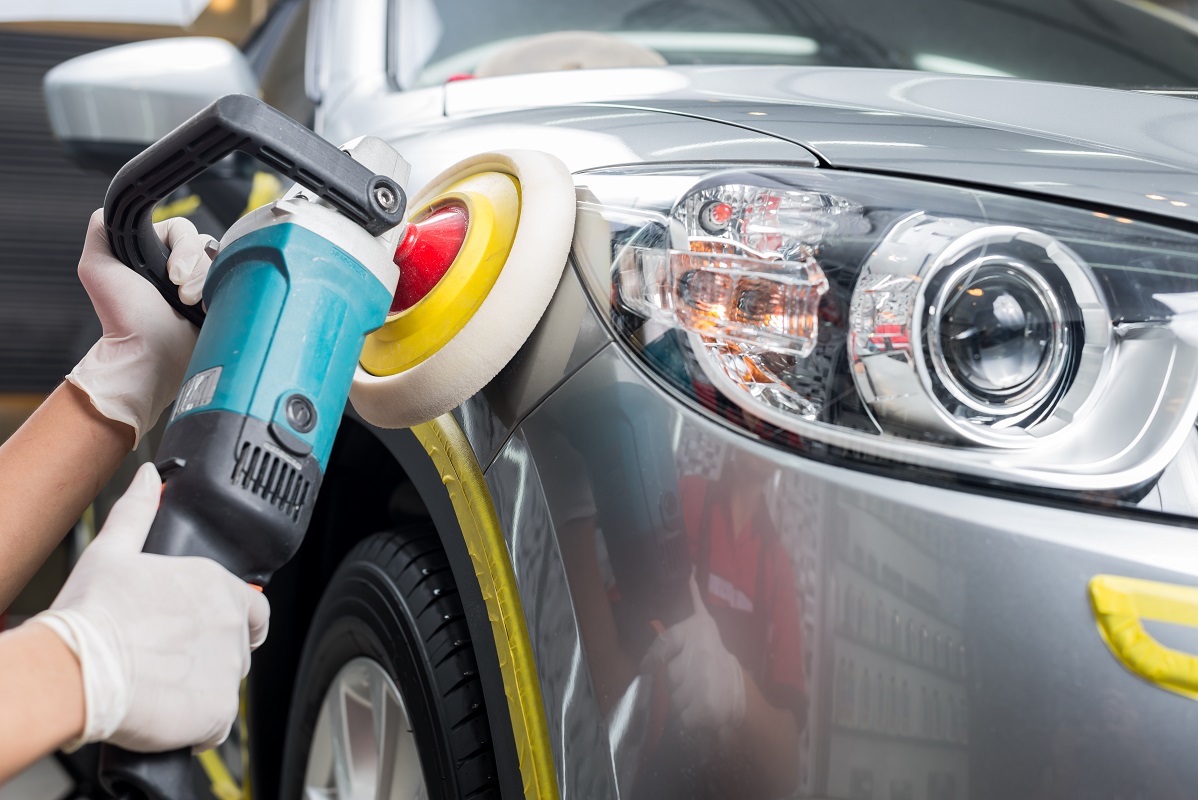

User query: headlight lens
[933,261,1059,404]
[572,166,1198,511]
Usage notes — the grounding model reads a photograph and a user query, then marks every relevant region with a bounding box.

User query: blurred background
[0,3,281,795]
[0,0,286,630]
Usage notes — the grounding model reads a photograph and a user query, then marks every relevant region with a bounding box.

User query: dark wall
[0,32,124,394]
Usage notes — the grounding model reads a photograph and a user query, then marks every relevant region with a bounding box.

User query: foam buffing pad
[350,150,576,428]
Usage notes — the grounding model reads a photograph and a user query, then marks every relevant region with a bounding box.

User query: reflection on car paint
[485,427,619,799]
[483,340,1198,800]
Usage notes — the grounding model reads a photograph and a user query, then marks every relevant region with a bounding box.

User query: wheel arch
[248,411,551,800]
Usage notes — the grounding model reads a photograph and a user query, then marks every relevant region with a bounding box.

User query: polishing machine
[95,93,573,799]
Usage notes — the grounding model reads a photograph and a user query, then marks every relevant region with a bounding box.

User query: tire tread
[295,529,501,800]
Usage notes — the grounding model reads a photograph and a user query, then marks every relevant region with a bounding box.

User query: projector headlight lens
[571,167,1198,505]
[931,260,1063,411]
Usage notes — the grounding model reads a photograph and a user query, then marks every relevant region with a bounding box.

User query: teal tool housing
[174,222,393,469]
[143,217,397,588]
[97,93,408,800]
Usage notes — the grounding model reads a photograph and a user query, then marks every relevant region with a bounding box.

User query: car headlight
[572,166,1198,508]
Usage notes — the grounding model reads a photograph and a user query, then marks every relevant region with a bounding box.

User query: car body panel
[490,341,1198,800]
[451,265,611,470]
[348,103,818,194]
[486,425,621,800]
[337,64,1198,226]
[363,66,1198,800]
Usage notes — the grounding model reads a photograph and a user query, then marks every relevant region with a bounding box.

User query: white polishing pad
[349,150,576,429]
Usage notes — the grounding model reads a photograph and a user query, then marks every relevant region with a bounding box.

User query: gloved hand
[32,463,269,753]
[642,575,746,739]
[68,209,216,447]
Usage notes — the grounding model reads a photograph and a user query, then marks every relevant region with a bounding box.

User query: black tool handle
[100,748,196,800]
[98,481,236,800]
[103,93,406,326]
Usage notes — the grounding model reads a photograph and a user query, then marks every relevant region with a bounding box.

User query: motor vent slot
[233,441,311,521]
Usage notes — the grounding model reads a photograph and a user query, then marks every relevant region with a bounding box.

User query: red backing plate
[390,203,470,314]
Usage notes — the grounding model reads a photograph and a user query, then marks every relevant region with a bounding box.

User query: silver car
[44,1,1198,798]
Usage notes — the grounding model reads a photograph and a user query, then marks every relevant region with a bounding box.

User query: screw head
[373,184,399,213]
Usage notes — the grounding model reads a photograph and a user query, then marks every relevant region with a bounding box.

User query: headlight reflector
[848,215,1111,446]
[572,166,1198,502]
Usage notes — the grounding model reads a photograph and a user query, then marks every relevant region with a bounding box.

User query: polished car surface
[298,1,1198,798]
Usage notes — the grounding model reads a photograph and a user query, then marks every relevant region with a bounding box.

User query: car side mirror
[44,37,259,173]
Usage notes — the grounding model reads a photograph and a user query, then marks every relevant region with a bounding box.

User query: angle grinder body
[97,96,409,800]
[150,215,397,582]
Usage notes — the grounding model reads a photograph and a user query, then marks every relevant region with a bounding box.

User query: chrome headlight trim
[849,215,1114,449]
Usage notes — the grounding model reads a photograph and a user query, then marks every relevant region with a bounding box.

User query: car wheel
[279,529,499,800]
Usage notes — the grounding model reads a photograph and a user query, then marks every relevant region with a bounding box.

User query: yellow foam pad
[350,150,576,430]
[360,171,521,376]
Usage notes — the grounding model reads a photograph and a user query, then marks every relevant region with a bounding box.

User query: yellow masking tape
[197,749,242,800]
[360,171,521,376]
[1089,574,1198,700]
[412,415,557,800]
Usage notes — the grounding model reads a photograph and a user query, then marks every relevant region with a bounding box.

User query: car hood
[444,66,1198,225]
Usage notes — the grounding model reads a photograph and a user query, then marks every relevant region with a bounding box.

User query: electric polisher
[95,94,574,799]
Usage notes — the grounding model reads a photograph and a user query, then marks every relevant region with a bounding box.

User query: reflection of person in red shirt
[678,472,807,717]
[642,451,808,799]
[551,417,807,800]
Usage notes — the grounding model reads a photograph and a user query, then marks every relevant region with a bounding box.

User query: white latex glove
[33,463,269,753]
[642,575,746,739]
[67,209,216,447]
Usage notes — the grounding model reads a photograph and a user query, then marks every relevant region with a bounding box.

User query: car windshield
[395,0,1198,90]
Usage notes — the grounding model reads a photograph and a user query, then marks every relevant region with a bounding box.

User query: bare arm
[0,382,132,610]
[0,622,85,782]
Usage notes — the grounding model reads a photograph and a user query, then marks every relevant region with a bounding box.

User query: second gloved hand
[68,210,216,447]
[33,463,269,753]
[642,575,746,738]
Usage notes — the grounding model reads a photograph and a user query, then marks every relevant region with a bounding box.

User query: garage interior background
[0,1,283,624]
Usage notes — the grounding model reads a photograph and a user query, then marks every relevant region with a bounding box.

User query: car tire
[278,529,500,800]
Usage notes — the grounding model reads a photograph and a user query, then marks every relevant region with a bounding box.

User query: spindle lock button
[285,394,317,433]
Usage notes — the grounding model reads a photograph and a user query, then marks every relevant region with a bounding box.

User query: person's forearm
[0,382,133,609]
[0,623,85,782]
